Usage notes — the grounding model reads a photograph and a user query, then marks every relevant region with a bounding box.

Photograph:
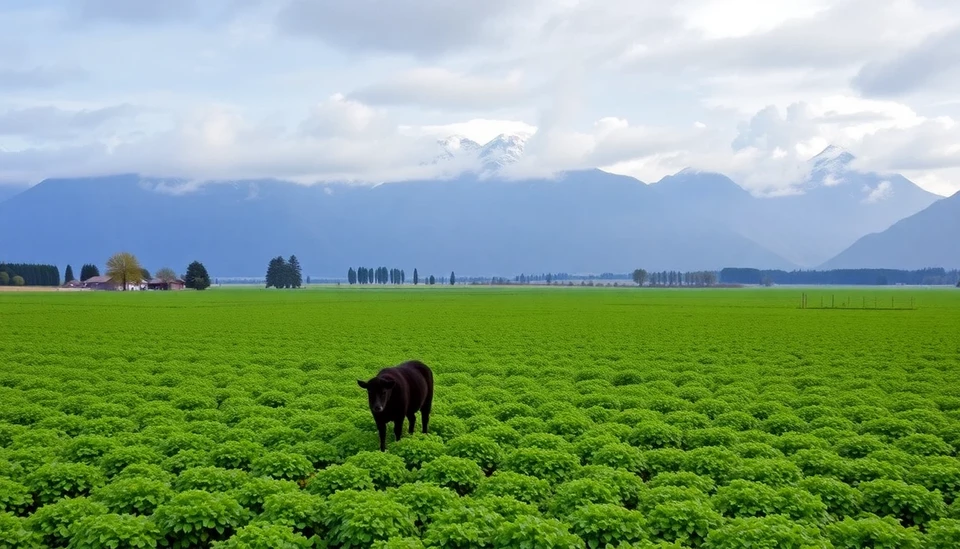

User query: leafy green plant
[824,515,922,549]
[25,462,106,505]
[67,513,160,549]
[548,478,620,518]
[0,511,40,548]
[0,479,32,515]
[501,448,581,484]
[174,466,248,493]
[153,490,249,548]
[305,463,374,496]
[258,491,324,536]
[90,476,173,515]
[418,455,484,496]
[857,479,947,527]
[319,490,416,548]
[493,515,581,549]
[567,503,647,548]
[345,451,409,490]
[474,471,553,508]
[250,451,314,482]
[702,514,830,549]
[389,435,447,469]
[645,499,722,547]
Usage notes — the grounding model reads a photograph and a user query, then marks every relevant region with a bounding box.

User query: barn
[147,278,185,290]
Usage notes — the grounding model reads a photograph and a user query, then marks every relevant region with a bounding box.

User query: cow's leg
[377,421,387,451]
[408,413,416,434]
[394,420,403,442]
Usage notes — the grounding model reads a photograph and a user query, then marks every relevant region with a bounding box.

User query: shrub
[153,490,249,548]
[90,476,174,515]
[418,456,484,496]
[683,446,741,482]
[775,485,829,525]
[212,523,313,549]
[791,448,847,479]
[835,435,887,459]
[629,421,683,449]
[24,496,108,546]
[645,499,722,547]
[502,448,581,484]
[712,480,779,519]
[548,478,620,519]
[590,443,646,474]
[907,460,960,504]
[446,435,504,473]
[0,512,40,548]
[387,482,460,530]
[703,515,830,549]
[683,427,740,449]
[519,433,575,453]
[422,503,505,548]
[259,491,324,536]
[250,451,314,481]
[713,412,760,431]
[642,448,687,476]
[475,471,553,507]
[925,518,960,549]
[25,462,106,505]
[546,411,594,440]
[99,445,164,477]
[824,515,922,549]
[0,479,32,515]
[210,440,264,470]
[230,476,300,514]
[494,515,582,549]
[648,471,715,494]
[304,464,373,497]
[857,479,946,527]
[729,458,802,486]
[61,435,116,464]
[389,436,446,470]
[473,424,522,447]
[567,503,647,548]
[894,434,954,456]
[320,490,416,549]
[67,513,161,549]
[799,475,863,519]
[345,451,409,490]
[577,466,647,509]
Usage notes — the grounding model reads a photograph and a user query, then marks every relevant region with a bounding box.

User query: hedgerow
[1,288,959,547]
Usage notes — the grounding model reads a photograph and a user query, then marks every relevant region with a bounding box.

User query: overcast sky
[2,0,959,195]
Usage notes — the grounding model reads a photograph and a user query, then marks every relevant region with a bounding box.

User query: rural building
[147,278,185,290]
[80,276,144,291]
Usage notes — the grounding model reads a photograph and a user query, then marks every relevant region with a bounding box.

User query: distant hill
[0,142,949,277]
[0,171,795,277]
[0,184,27,204]
[821,190,960,270]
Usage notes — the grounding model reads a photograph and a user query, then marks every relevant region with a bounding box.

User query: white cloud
[2,0,960,197]
[863,180,894,203]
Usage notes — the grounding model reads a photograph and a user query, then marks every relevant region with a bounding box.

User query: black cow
[357,360,434,451]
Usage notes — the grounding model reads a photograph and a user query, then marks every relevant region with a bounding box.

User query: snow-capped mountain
[430,133,531,173]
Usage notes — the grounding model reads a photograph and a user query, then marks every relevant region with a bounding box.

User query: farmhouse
[147,278,185,290]
[80,276,144,291]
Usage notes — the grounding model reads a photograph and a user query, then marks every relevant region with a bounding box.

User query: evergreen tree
[306,275,311,285]
[401,270,405,284]
[413,268,419,285]
[141,268,152,281]
[288,255,303,288]
[64,264,75,284]
[0,272,8,285]
[450,271,456,285]
[348,268,356,285]
[429,275,436,285]
[185,261,211,290]
[80,264,100,281]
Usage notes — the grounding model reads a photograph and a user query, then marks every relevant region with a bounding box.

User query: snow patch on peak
[428,132,531,174]
[479,133,527,169]
[810,144,855,171]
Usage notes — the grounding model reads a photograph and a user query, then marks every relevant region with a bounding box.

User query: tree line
[0,263,61,286]
[347,267,455,286]
[265,256,303,289]
[631,269,718,286]
[720,267,960,286]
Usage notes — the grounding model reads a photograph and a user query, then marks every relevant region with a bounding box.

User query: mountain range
[0,136,953,277]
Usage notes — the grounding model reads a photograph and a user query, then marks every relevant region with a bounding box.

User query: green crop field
[2,287,960,548]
